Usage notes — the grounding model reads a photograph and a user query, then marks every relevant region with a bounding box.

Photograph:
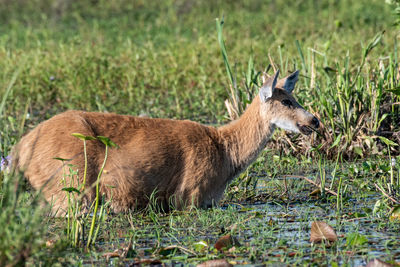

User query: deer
[11,70,319,215]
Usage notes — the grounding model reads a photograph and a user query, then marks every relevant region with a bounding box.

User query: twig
[283,175,338,196]
[374,183,400,204]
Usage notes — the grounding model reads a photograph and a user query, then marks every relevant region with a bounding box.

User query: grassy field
[1,0,400,266]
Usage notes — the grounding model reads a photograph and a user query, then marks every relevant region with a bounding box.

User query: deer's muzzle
[297,116,319,135]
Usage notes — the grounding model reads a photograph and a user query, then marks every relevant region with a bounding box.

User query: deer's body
[13,70,319,214]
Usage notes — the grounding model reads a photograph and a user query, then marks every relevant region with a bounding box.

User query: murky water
[243,200,399,266]
[84,177,400,266]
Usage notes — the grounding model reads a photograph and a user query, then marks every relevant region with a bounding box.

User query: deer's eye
[281,99,293,108]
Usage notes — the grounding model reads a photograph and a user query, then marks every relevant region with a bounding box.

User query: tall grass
[0,172,63,266]
[58,134,117,247]
[0,0,395,125]
[214,4,399,205]
[217,19,399,159]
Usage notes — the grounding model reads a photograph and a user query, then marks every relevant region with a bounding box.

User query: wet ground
[77,175,400,266]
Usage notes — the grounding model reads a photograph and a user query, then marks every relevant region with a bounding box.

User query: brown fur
[12,71,318,214]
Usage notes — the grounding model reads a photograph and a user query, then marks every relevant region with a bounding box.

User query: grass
[0,172,66,266]
[0,0,400,265]
[2,154,400,265]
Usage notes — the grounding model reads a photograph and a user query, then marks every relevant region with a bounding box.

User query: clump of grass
[216,16,400,212]
[59,134,117,247]
[0,67,68,266]
[216,17,399,160]
[373,137,400,209]
[216,17,261,120]
[0,172,61,265]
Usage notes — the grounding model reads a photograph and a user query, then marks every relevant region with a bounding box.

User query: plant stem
[87,144,109,247]
[337,176,343,212]
[82,140,88,191]
[388,145,394,186]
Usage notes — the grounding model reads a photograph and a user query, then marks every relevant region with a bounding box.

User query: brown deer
[12,70,319,214]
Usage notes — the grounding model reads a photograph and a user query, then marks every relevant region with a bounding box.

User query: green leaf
[62,187,81,194]
[0,68,21,118]
[378,136,398,147]
[390,205,400,221]
[373,199,384,216]
[193,240,208,252]
[378,113,389,127]
[169,255,188,261]
[387,87,400,96]
[295,40,307,73]
[216,17,235,87]
[53,157,71,162]
[246,55,254,88]
[158,246,178,256]
[364,31,384,58]
[71,133,97,141]
[353,147,363,157]
[97,136,118,148]
[346,232,368,247]
[329,134,342,149]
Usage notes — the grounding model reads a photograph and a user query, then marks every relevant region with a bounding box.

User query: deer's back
[14,110,229,213]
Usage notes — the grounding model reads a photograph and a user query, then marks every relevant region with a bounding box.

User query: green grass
[1,0,400,265]
[0,0,396,123]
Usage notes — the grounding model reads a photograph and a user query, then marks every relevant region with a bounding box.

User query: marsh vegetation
[0,0,399,266]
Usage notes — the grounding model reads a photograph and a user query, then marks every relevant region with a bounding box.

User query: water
[81,177,400,266]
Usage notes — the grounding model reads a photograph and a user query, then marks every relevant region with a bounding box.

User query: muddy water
[86,177,399,266]
[240,199,399,266]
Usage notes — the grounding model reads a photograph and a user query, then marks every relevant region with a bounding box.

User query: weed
[0,172,66,265]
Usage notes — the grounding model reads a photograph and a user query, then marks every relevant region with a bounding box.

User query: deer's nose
[311,116,319,129]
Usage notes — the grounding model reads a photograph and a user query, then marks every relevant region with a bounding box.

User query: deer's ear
[259,70,279,102]
[277,70,299,93]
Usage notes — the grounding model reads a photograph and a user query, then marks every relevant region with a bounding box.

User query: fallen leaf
[214,234,240,251]
[365,259,394,267]
[310,221,338,243]
[197,259,233,267]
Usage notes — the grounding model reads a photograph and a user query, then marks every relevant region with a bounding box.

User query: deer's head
[259,70,319,135]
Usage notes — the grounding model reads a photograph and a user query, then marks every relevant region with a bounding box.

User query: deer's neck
[218,96,275,177]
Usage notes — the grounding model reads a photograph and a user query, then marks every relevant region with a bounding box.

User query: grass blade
[0,69,20,118]
[216,17,235,88]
